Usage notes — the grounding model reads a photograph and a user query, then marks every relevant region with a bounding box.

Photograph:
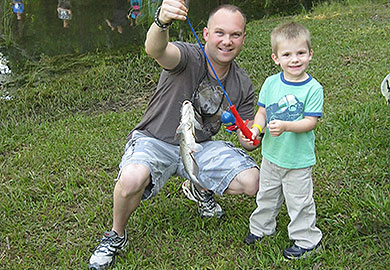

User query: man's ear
[203,27,209,42]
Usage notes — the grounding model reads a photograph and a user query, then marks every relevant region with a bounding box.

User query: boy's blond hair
[271,22,311,54]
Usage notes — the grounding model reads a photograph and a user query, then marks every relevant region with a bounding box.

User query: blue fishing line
[186,17,233,107]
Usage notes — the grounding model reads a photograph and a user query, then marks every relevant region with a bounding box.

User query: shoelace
[96,235,123,254]
[198,192,216,208]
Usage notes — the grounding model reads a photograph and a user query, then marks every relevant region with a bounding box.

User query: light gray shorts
[117,130,258,200]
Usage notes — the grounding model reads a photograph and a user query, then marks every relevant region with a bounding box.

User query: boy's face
[272,38,313,82]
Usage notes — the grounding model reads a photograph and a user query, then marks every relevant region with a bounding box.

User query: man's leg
[181,140,259,217]
[89,131,180,269]
[112,164,151,236]
[224,167,259,196]
[89,164,150,270]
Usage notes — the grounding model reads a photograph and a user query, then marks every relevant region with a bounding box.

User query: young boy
[244,22,323,260]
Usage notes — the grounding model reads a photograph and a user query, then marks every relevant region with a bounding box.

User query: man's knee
[244,176,259,196]
[117,164,150,197]
[226,167,259,195]
[242,167,259,196]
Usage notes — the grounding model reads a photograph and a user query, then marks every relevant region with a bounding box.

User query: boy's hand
[250,127,260,141]
[268,120,286,137]
[239,127,260,145]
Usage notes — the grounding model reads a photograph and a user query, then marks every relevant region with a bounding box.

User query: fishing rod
[186,17,259,146]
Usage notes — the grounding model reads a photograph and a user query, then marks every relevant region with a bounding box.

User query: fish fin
[189,142,203,153]
[176,122,184,135]
[190,153,199,176]
[194,120,202,131]
[175,124,184,141]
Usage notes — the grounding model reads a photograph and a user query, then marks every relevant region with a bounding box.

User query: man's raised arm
[144,0,188,70]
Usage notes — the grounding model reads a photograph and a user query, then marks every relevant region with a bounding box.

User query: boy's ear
[271,53,280,65]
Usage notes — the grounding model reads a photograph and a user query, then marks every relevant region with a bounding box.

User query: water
[0,51,12,100]
[1,0,313,57]
[0,0,236,58]
[0,0,313,97]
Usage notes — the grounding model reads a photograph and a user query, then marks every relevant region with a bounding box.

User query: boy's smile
[272,39,313,82]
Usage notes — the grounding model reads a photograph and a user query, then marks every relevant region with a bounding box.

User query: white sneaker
[88,230,128,270]
[182,180,224,218]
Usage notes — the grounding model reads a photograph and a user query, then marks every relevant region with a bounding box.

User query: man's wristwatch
[154,6,172,30]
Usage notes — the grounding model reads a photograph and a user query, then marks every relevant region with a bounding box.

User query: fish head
[180,100,196,121]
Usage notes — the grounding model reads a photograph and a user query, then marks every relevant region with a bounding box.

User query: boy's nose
[291,54,299,62]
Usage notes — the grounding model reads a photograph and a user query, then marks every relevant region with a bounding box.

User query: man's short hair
[208,4,247,30]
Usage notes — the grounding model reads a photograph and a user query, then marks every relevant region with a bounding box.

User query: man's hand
[159,0,188,24]
[238,121,261,151]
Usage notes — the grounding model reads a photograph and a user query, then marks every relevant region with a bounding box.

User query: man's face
[203,9,246,67]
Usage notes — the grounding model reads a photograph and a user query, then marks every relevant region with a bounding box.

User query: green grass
[1,1,389,269]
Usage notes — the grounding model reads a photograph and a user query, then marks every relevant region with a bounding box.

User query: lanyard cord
[186,17,233,107]
[185,16,259,146]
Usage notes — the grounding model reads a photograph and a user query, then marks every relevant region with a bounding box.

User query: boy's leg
[282,166,322,249]
[249,158,284,238]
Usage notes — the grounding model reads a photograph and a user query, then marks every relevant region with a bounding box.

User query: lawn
[1,0,389,269]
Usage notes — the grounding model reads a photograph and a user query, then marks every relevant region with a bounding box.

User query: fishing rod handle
[230,105,260,146]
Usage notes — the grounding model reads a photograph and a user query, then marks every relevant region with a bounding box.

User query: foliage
[1,1,389,269]
[0,0,13,45]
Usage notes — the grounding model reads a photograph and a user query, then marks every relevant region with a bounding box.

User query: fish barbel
[381,72,390,105]
[176,100,203,185]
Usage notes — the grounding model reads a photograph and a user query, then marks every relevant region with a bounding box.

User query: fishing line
[185,15,259,146]
[186,17,233,107]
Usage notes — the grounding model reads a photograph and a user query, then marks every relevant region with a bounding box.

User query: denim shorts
[117,130,258,200]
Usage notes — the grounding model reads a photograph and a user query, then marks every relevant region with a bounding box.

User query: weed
[1,1,389,269]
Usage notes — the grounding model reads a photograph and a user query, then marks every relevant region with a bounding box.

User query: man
[88,1,260,269]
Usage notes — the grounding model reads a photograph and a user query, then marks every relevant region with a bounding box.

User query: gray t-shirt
[130,42,255,145]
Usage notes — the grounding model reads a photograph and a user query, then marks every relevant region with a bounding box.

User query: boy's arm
[252,106,267,137]
[268,116,318,137]
[239,106,266,149]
